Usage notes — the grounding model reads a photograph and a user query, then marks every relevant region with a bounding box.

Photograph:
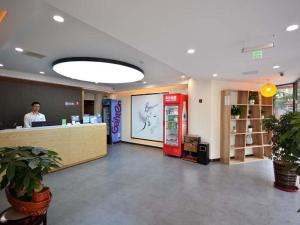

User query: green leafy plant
[263,112,300,170]
[248,124,253,129]
[0,146,61,201]
[231,105,242,116]
[249,95,257,103]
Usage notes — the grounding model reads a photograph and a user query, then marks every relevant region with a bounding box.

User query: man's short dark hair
[31,101,40,106]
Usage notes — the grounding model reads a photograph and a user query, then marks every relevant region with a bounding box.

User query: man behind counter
[24,101,46,128]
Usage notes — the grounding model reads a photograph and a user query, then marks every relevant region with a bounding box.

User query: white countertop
[0,123,106,133]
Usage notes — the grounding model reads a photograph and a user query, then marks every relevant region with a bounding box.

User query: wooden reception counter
[0,123,107,170]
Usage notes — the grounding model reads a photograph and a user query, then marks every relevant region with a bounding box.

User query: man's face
[32,104,40,113]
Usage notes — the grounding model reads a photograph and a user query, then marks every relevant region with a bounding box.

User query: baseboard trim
[121,141,163,149]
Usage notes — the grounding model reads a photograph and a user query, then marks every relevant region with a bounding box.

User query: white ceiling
[1,0,300,91]
[0,0,183,91]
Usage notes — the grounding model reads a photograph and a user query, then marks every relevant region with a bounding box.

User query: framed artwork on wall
[131,93,164,142]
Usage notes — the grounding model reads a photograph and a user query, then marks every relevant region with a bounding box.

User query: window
[297,79,300,112]
[274,84,294,118]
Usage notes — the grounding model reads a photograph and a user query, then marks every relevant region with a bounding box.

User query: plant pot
[273,161,298,192]
[261,115,264,119]
[248,128,253,133]
[249,100,255,105]
[32,188,51,203]
[5,188,52,216]
[234,115,240,119]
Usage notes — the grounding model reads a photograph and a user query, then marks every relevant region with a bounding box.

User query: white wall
[84,92,95,100]
[188,79,212,144]
[114,79,261,158]
[188,78,260,159]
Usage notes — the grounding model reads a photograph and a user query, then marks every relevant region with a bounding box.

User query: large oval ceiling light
[52,57,144,84]
[260,83,277,97]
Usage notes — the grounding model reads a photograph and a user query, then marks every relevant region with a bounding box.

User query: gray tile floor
[1,143,300,225]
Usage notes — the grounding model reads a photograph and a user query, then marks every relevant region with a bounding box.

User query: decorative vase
[261,115,264,119]
[234,115,240,119]
[232,126,236,133]
[5,188,52,216]
[249,99,255,105]
[248,128,253,133]
[273,161,298,192]
[32,188,51,203]
[246,134,253,145]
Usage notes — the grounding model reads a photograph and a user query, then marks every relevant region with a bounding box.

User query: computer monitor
[89,115,97,124]
[82,114,90,124]
[32,121,47,127]
[71,115,80,123]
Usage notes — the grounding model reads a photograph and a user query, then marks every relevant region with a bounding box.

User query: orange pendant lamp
[0,9,8,23]
[260,83,277,97]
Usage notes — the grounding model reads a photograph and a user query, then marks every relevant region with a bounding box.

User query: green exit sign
[252,50,263,59]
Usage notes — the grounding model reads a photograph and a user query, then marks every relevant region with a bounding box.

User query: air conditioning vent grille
[242,70,259,75]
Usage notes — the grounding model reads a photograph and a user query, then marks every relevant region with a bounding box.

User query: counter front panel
[0,124,107,169]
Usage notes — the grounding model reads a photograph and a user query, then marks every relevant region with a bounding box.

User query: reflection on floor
[1,143,299,225]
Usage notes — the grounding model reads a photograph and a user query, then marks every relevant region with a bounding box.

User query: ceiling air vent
[242,70,259,75]
[23,51,46,59]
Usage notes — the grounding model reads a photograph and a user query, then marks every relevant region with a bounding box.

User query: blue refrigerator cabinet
[102,99,121,144]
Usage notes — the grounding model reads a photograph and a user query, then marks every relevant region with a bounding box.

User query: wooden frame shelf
[221,90,273,164]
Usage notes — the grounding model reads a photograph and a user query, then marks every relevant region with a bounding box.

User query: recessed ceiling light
[181,75,186,79]
[0,63,3,67]
[143,81,147,84]
[286,24,299,32]
[187,49,195,54]
[15,47,24,52]
[39,71,45,74]
[53,15,64,23]
[212,73,218,77]
[273,65,280,69]
[53,57,144,84]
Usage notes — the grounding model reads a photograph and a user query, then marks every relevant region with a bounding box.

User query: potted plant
[0,146,61,215]
[248,109,252,118]
[247,124,253,133]
[249,95,257,105]
[232,126,237,133]
[231,105,242,119]
[263,112,300,192]
[261,108,266,119]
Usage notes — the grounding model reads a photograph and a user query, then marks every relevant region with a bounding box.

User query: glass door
[165,105,179,146]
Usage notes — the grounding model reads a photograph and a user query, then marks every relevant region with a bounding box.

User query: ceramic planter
[234,115,240,119]
[249,99,255,105]
[5,188,52,216]
[273,161,298,192]
[32,188,51,203]
[247,128,253,133]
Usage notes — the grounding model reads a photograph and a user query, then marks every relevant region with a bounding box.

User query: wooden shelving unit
[220,90,273,164]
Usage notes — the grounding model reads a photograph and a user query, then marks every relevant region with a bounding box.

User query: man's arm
[24,114,30,128]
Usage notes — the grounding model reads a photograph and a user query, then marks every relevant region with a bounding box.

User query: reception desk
[0,124,107,170]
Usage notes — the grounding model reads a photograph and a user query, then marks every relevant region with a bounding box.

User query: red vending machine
[163,93,188,157]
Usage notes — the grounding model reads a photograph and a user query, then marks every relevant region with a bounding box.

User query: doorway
[84,100,94,115]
